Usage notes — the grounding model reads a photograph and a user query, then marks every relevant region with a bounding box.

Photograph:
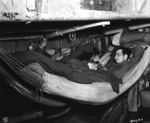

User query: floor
[0,100,109,123]
[1,82,150,123]
[139,108,150,123]
[0,82,110,123]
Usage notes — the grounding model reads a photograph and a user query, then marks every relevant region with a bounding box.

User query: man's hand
[88,63,98,70]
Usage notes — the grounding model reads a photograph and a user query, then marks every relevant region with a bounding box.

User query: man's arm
[127,44,144,68]
[120,30,150,45]
[35,46,52,59]
[114,44,145,78]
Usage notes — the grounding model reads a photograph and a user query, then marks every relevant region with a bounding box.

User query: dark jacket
[106,44,144,78]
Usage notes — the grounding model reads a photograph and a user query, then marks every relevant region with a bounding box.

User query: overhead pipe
[0,35,43,41]
[0,21,110,41]
[0,22,150,41]
[104,23,150,35]
[46,21,110,39]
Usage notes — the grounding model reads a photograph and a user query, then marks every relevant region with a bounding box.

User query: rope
[0,49,44,89]
[0,64,16,84]
[0,49,68,107]
[0,49,24,69]
[0,51,44,105]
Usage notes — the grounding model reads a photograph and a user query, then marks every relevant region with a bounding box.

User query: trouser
[127,82,139,112]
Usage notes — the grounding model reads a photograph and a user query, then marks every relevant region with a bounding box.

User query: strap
[0,49,67,107]
[0,49,24,69]
[0,49,43,89]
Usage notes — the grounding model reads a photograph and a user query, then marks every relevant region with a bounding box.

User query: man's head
[114,46,131,64]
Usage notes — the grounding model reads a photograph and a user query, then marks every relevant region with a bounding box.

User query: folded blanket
[10,50,121,93]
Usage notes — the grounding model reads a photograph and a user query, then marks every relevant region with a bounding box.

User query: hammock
[23,45,150,105]
[0,49,68,107]
[43,45,150,104]
[0,45,150,105]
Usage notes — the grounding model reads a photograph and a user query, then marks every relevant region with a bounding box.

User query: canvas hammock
[0,44,150,106]
[41,45,150,104]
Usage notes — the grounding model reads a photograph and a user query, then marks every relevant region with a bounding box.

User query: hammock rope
[0,49,44,88]
[0,49,68,107]
[0,49,24,69]
[0,49,45,101]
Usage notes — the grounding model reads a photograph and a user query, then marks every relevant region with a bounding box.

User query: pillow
[112,31,123,46]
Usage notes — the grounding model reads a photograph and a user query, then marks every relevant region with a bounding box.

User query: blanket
[10,50,122,93]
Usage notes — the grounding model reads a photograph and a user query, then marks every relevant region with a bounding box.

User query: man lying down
[9,30,145,93]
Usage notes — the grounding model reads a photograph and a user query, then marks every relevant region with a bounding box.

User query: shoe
[128,111,143,123]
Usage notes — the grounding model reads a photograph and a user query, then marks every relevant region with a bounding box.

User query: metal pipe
[0,35,43,41]
[105,23,150,35]
[46,21,110,38]
[0,22,150,41]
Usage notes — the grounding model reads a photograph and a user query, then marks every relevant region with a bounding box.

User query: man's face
[114,49,126,63]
